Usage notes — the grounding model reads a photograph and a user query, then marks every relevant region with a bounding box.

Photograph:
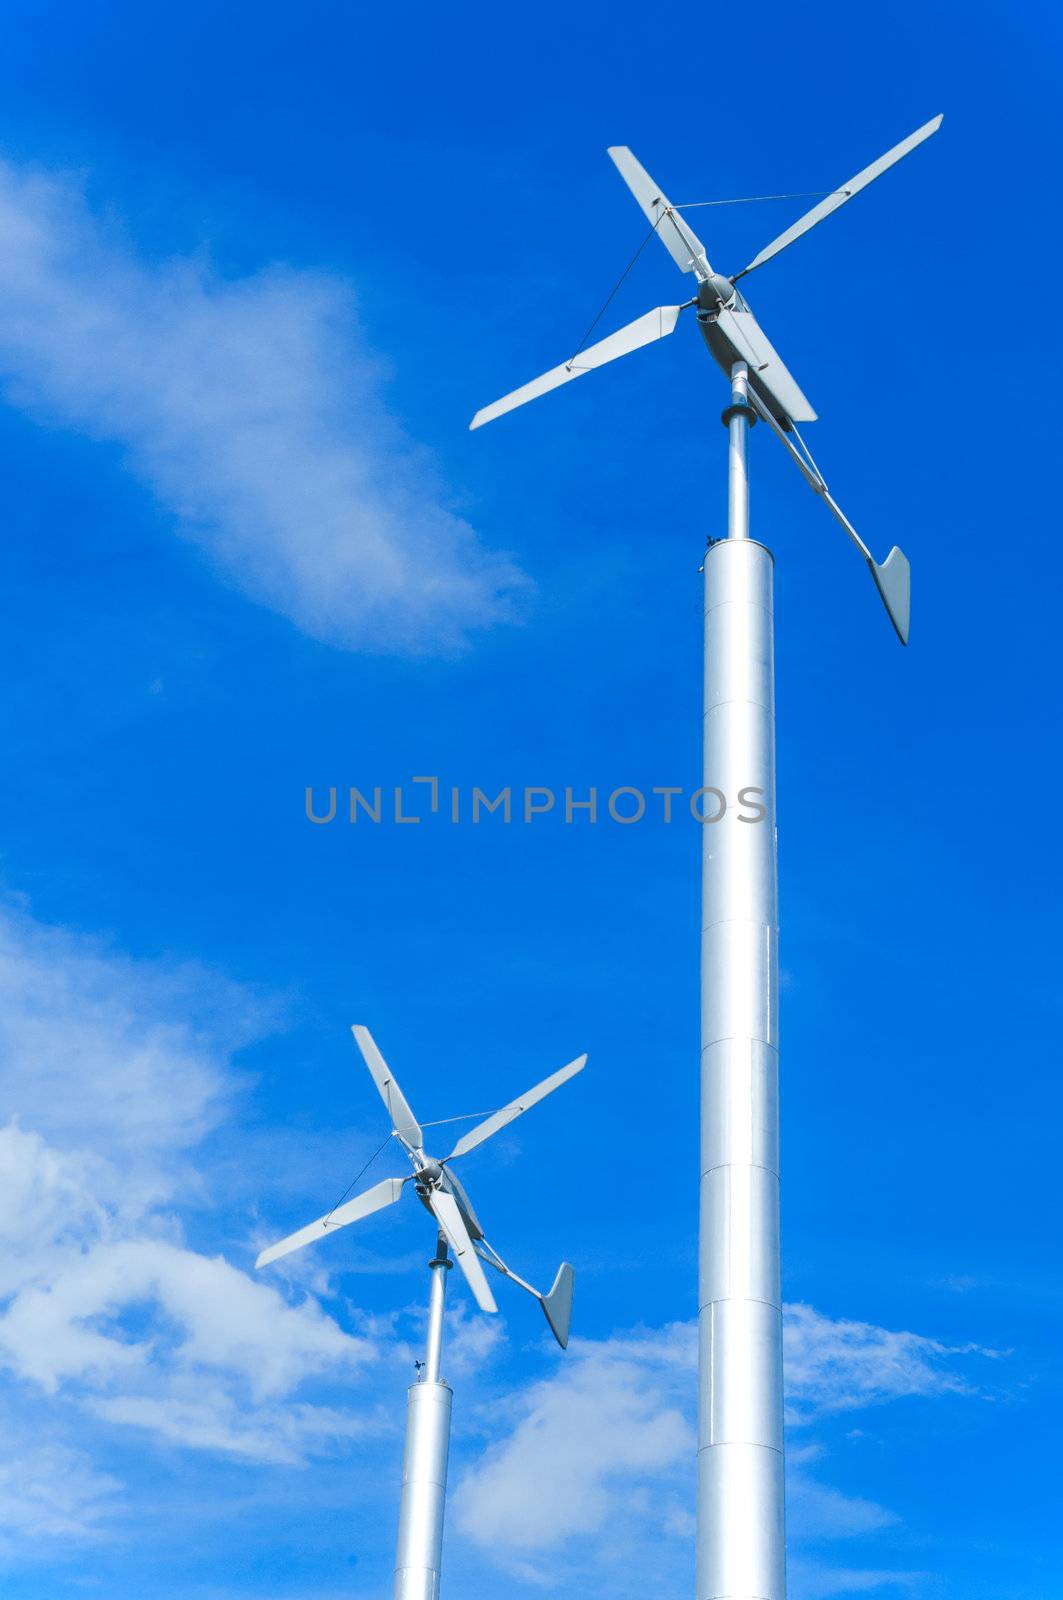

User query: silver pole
[697,361,785,1599]
[393,1238,454,1600]
[726,361,751,540]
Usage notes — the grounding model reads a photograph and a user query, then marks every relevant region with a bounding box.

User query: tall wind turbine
[257,1025,585,1600]
[469,116,942,1600]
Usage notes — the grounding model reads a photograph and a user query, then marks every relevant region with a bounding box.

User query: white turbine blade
[447,1054,587,1160]
[470,307,683,430]
[351,1025,423,1148]
[715,305,816,425]
[737,114,943,280]
[429,1188,497,1312]
[607,146,712,278]
[255,1177,405,1269]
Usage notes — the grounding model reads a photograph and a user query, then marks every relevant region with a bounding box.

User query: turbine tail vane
[541,1263,575,1349]
[747,387,911,643]
[475,1240,577,1349]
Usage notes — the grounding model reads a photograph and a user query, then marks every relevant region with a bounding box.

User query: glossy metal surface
[698,384,784,1597]
[423,1246,448,1383]
[394,1250,453,1600]
[394,1381,452,1600]
[727,364,751,540]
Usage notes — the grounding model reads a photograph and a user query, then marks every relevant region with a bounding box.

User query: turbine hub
[417,1158,443,1185]
[697,274,736,312]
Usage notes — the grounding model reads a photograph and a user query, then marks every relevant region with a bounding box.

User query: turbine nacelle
[698,274,738,312]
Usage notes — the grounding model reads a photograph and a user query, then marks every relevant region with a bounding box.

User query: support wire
[322,1131,395,1226]
[675,188,847,209]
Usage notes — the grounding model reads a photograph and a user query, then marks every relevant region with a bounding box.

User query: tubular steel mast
[394,1237,453,1600]
[698,361,784,1597]
[468,115,941,1600]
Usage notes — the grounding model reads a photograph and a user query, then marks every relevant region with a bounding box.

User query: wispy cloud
[451,1305,1000,1593]
[0,160,527,654]
[0,1435,119,1549]
[783,1301,1000,1422]
[788,1562,926,1599]
[0,898,386,1508]
[454,1322,694,1563]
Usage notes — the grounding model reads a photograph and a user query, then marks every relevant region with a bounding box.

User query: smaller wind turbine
[256,1025,585,1600]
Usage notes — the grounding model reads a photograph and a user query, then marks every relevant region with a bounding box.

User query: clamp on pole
[720,401,757,429]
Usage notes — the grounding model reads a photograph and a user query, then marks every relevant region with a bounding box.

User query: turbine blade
[255,1177,405,1269]
[447,1054,587,1160]
[352,1025,423,1148]
[736,114,943,280]
[470,307,683,430]
[429,1188,497,1312]
[713,305,816,425]
[607,146,712,278]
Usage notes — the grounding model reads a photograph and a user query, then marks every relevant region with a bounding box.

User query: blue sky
[0,1,1058,1596]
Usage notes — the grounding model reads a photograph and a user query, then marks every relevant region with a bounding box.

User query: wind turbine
[256,1024,585,1600]
[469,116,942,1600]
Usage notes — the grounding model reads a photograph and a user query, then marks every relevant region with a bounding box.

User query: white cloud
[453,1322,696,1593]
[0,1235,369,1403]
[786,1474,897,1540]
[0,1440,119,1548]
[789,1562,925,1598]
[783,1301,999,1422]
[455,1322,693,1559]
[0,897,384,1504]
[88,1387,386,1468]
[452,1304,1000,1589]
[0,160,527,654]
[0,900,248,1178]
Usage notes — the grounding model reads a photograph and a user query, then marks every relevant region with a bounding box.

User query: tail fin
[541,1263,575,1349]
[869,547,911,645]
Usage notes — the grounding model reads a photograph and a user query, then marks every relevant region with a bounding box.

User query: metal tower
[255,1026,583,1600]
[469,115,941,1598]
